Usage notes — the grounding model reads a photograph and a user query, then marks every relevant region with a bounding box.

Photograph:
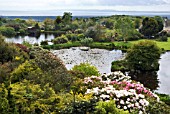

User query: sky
[0,0,170,16]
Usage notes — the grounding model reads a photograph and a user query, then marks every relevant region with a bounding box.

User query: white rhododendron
[84,71,160,113]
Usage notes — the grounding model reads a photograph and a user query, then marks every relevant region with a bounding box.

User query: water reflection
[129,71,159,91]
[5,33,55,44]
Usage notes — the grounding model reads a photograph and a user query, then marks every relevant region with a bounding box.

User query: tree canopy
[126,40,161,71]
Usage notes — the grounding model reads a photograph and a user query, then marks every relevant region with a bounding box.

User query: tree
[43,18,54,31]
[0,26,16,37]
[154,16,164,32]
[126,40,161,71]
[140,17,159,38]
[62,12,72,25]
[115,17,135,42]
[29,47,71,92]
[54,16,62,30]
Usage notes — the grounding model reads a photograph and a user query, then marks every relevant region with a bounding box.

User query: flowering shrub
[84,71,159,113]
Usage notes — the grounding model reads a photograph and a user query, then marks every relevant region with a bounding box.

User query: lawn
[114,37,170,51]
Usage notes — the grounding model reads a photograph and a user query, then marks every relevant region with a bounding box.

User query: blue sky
[0,0,170,15]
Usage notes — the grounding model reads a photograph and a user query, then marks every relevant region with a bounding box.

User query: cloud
[0,0,169,11]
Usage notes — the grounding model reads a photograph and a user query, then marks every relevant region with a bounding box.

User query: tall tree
[154,16,164,32]
[54,16,62,30]
[140,17,159,38]
[62,12,72,25]
[115,17,135,42]
[43,18,54,31]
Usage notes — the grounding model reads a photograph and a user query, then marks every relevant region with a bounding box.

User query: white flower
[135,102,139,107]
[127,104,131,108]
[85,89,91,94]
[126,101,130,104]
[92,87,100,95]
[139,110,143,114]
[100,94,110,99]
[138,94,145,99]
[124,106,127,110]
[120,100,124,104]
[127,98,130,101]
[117,105,121,108]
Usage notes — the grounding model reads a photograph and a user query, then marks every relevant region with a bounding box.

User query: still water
[157,52,170,94]
[5,34,55,44]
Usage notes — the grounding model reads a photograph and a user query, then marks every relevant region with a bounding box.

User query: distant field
[114,38,170,51]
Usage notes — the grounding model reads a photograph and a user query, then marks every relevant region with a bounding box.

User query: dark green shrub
[74,29,84,34]
[111,60,128,72]
[19,29,26,35]
[77,34,85,40]
[80,38,93,46]
[72,63,100,76]
[126,40,161,71]
[0,26,16,37]
[40,40,48,45]
[146,98,170,114]
[157,93,170,105]
[66,34,78,42]
[29,47,71,92]
[53,35,68,44]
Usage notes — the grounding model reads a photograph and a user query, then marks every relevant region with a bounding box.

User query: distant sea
[1,10,170,21]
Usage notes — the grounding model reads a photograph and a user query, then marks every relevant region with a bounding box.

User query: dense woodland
[0,13,170,113]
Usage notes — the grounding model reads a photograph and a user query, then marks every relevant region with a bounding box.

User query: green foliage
[115,17,135,42]
[157,93,170,105]
[95,100,129,114]
[0,84,9,114]
[126,40,161,71]
[85,27,97,39]
[72,63,100,77]
[60,99,97,114]
[74,29,84,34]
[80,37,93,46]
[157,31,168,42]
[0,35,28,65]
[146,98,170,114]
[29,47,71,92]
[19,28,26,35]
[22,41,32,48]
[40,40,48,45]
[0,26,16,37]
[42,42,81,50]
[111,60,128,72]
[140,17,159,38]
[154,16,164,32]
[134,18,142,29]
[53,35,68,44]
[10,80,60,113]
[66,33,78,41]
[11,60,44,83]
[43,18,54,31]
[62,12,72,25]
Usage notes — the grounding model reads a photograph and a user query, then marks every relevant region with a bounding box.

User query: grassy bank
[42,38,170,51]
[114,37,170,51]
[42,42,116,50]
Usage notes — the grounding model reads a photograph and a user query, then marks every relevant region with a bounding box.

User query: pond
[52,48,170,95]
[5,34,55,44]
[52,47,125,74]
